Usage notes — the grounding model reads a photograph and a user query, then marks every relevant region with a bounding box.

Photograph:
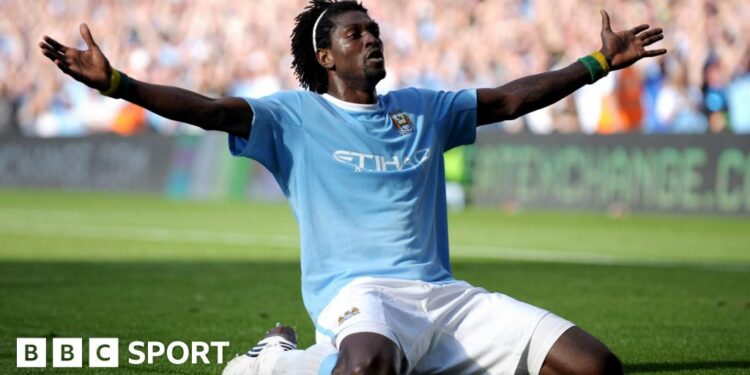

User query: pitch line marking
[0,220,747,271]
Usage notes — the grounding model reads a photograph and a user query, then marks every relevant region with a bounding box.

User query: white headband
[312,8,329,51]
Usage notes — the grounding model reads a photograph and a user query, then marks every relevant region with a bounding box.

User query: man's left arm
[477,10,666,126]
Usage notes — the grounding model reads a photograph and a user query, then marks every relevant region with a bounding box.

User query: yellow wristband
[590,51,610,75]
[100,69,122,97]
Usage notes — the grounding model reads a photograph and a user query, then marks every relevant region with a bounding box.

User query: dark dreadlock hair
[291,0,369,93]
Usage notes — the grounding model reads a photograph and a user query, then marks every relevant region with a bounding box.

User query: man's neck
[326,80,378,104]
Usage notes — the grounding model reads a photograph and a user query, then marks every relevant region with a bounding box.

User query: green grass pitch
[0,189,748,374]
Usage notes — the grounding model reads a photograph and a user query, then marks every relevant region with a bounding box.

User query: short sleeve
[416,88,477,151]
[228,91,304,193]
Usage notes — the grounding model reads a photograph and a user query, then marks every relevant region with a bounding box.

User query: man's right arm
[117,80,252,139]
[39,23,252,139]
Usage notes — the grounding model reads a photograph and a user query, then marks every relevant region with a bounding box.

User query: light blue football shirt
[228,88,477,324]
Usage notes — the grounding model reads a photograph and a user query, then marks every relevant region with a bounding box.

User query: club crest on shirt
[337,306,361,325]
[389,110,414,136]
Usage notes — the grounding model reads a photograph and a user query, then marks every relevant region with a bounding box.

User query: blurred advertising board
[472,133,750,215]
[0,133,283,201]
[2,133,749,215]
[0,134,174,192]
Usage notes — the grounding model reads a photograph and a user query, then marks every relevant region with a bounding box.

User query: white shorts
[315,277,574,375]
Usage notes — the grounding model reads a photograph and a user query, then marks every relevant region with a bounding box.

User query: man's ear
[317,49,335,70]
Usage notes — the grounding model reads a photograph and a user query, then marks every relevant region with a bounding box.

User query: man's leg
[332,332,402,375]
[539,327,623,375]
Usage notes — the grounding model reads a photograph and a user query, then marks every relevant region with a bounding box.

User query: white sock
[268,343,338,375]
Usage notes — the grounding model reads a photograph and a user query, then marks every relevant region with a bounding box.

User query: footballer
[39,0,665,374]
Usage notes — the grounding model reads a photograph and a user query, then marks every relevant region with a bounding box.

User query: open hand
[599,10,667,70]
[39,23,111,91]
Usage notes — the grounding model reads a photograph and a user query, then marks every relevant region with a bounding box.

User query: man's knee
[542,348,623,375]
[333,333,401,375]
[541,326,623,375]
[333,352,398,375]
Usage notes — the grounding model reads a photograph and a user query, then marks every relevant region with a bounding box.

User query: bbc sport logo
[17,337,229,368]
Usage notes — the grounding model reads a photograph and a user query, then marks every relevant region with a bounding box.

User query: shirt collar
[322,93,379,112]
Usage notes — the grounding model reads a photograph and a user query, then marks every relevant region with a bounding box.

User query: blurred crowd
[1,0,749,137]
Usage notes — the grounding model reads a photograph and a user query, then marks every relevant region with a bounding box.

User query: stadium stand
[1,0,748,136]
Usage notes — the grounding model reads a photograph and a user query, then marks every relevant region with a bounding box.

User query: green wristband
[577,55,605,84]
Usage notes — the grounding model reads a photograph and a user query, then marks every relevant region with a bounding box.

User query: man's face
[325,11,386,87]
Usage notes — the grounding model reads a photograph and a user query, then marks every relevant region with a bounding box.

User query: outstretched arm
[38,24,252,138]
[477,10,666,126]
